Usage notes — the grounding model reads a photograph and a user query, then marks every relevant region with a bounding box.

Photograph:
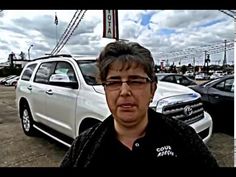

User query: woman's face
[104,62,156,128]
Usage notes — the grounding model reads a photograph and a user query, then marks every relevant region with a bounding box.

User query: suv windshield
[156,74,165,81]
[76,60,102,85]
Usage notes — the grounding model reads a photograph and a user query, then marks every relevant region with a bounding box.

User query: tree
[19,51,26,60]
[203,53,210,74]
[8,52,16,68]
[169,62,177,73]
[180,65,187,74]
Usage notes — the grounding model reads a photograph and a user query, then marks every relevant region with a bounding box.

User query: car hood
[92,81,197,102]
[154,81,195,98]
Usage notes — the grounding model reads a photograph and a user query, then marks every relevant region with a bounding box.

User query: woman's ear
[151,82,157,96]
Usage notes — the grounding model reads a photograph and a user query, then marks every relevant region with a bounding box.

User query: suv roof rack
[32,54,72,61]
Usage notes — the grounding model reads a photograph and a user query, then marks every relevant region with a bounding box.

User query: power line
[157,40,234,59]
[219,10,236,20]
[51,10,81,55]
[54,10,87,55]
[156,40,234,64]
[51,10,87,55]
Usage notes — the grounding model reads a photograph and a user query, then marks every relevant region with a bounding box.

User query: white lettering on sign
[103,10,119,39]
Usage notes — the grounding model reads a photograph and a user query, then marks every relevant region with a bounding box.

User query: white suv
[16,54,213,147]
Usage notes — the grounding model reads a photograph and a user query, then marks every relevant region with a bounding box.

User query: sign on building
[103,10,119,40]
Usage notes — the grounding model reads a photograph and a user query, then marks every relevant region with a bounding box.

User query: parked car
[209,71,226,80]
[190,75,234,135]
[0,75,17,85]
[16,54,213,147]
[156,73,197,87]
[4,76,20,86]
[195,73,210,80]
[184,71,195,79]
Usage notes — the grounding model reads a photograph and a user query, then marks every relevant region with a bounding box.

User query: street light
[28,44,34,60]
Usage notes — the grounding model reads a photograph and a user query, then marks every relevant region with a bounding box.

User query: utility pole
[28,44,34,60]
[222,39,227,70]
[204,51,210,75]
[204,51,207,73]
[193,57,196,77]
[206,54,210,75]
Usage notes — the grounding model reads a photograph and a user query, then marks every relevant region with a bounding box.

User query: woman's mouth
[118,103,136,110]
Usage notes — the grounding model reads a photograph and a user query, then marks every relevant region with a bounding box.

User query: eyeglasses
[103,76,152,91]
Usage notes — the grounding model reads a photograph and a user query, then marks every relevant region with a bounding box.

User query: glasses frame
[103,76,152,91]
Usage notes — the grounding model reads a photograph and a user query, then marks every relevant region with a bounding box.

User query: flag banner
[103,10,119,40]
[55,14,58,25]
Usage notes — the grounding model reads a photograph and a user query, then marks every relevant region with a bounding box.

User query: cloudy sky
[0,10,234,66]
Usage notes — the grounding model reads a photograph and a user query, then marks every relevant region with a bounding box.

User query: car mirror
[49,73,70,82]
[49,74,78,89]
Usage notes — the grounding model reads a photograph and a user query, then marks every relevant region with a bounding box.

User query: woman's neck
[114,117,148,150]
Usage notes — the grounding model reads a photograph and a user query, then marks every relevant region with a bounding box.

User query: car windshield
[76,60,102,85]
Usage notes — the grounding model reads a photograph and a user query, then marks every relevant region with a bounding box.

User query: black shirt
[88,109,216,168]
[60,108,219,168]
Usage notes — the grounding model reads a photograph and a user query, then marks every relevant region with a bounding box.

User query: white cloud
[0,10,234,66]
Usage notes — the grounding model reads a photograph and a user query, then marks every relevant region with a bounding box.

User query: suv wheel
[21,103,35,136]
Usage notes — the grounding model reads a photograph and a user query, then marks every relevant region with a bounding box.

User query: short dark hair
[97,41,156,82]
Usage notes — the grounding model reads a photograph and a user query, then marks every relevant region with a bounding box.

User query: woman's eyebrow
[128,75,147,79]
[107,75,147,80]
[106,76,121,80]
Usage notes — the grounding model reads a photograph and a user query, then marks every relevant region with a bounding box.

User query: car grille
[162,98,204,125]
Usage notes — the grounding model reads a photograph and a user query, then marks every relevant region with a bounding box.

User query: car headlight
[155,99,172,113]
[155,93,200,113]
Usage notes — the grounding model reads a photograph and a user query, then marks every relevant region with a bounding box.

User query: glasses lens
[104,77,151,90]
[105,81,122,90]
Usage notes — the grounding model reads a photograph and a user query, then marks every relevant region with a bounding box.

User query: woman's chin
[117,112,137,123]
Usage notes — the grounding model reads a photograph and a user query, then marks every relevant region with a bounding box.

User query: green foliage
[180,65,187,74]
[0,66,23,77]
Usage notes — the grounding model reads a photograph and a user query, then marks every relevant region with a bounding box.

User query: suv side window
[21,64,37,81]
[54,61,77,82]
[34,62,56,84]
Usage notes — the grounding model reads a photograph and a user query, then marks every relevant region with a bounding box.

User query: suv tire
[20,103,36,136]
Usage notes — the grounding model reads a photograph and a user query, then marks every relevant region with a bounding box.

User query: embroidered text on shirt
[156,145,176,157]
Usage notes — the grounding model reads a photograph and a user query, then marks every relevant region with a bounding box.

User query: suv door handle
[214,95,219,99]
[46,89,53,95]
[27,85,32,91]
[210,94,219,99]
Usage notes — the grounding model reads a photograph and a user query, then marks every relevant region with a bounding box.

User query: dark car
[156,73,197,87]
[190,75,234,135]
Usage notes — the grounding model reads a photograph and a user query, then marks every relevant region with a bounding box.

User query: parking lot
[0,85,234,167]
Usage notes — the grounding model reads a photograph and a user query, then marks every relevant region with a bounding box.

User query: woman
[60,41,218,168]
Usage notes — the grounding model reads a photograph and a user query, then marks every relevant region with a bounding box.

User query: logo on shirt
[156,145,177,158]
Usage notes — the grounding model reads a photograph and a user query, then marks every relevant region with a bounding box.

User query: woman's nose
[120,82,131,96]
